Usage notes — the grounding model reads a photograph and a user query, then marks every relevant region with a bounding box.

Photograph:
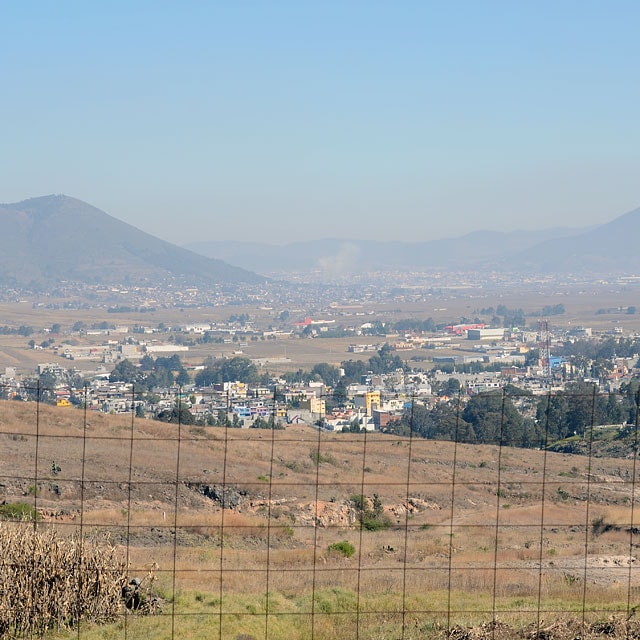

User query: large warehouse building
[467,328,506,340]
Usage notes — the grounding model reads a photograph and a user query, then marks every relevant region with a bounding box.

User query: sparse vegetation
[328,540,356,558]
[309,448,337,466]
[592,514,619,537]
[0,502,39,521]
[351,493,393,532]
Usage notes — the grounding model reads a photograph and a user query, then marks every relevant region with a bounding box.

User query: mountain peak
[0,196,264,287]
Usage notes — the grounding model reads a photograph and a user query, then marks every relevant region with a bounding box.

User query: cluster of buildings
[1,297,639,434]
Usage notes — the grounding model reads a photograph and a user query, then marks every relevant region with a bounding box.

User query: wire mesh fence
[1,383,640,639]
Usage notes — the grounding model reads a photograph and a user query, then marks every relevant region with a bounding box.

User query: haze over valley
[2,194,640,289]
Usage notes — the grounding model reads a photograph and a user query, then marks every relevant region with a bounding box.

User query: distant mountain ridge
[186,208,640,277]
[4,196,637,287]
[183,226,583,274]
[514,207,640,273]
[0,195,263,287]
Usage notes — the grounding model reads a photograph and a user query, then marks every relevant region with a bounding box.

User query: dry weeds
[0,522,126,637]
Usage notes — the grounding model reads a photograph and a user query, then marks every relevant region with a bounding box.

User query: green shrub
[328,540,356,558]
[309,449,337,466]
[0,502,39,521]
[361,512,393,531]
[350,493,392,532]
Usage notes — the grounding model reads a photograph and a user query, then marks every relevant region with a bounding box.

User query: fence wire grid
[2,384,640,640]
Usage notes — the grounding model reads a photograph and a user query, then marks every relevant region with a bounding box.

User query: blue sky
[1,1,639,245]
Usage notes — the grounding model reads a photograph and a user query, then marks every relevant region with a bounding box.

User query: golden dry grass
[1,399,640,638]
[0,522,127,637]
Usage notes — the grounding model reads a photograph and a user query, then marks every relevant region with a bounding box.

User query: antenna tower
[539,320,551,382]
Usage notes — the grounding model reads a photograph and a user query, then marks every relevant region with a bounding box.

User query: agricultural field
[0,284,639,379]
[1,399,640,639]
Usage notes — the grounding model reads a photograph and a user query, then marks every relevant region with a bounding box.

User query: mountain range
[0,195,263,287]
[1,195,638,288]
[186,207,640,277]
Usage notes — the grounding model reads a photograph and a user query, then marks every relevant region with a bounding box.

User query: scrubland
[1,400,640,638]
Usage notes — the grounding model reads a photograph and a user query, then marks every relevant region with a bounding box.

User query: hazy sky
[2,2,639,245]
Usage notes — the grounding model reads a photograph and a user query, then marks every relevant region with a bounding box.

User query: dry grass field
[1,399,640,638]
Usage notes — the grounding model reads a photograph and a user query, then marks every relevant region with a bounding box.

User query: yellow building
[300,397,326,417]
[365,391,380,416]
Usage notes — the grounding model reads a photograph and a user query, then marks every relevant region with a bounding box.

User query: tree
[21,372,57,404]
[446,377,461,396]
[194,357,259,386]
[110,359,147,389]
[281,369,310,384]
[462,392,524,446]
[340,359,368,383]
[563,382,602,436]
[157,402,195,425]
[139,354,155,371]
[541,304,565,316]
[603,392,624,425]
[251,416,283,430]
[391,400,475,442]
[311,363,341,388]
[361,320,386,336]
[194,366,217,387]
[393,318,436,333]
[536,393,569,441]
[327,379,348,410]
[367,343,405,375]
[536,382,607,440]
[620,379,640,425]
[351,493,392,531]
[525,348,540,367]
[175,369,191,387]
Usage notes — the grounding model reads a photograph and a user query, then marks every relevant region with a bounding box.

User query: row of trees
[388,381,638,448]
[558,336,640,361]
[109,347,406,393]
[153,402,284,430]
[0,325,33,336]
[393,303,568,333]
[194,357,265,387]
[110,354,190,391]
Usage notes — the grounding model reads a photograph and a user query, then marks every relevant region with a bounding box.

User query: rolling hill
[0,195,264,287]
[515,206,640,274]
[186,206,640,277]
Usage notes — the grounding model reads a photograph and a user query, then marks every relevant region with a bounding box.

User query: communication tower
[538,320,551,382]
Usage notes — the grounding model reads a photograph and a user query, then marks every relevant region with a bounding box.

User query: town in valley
[1,269,639,449]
